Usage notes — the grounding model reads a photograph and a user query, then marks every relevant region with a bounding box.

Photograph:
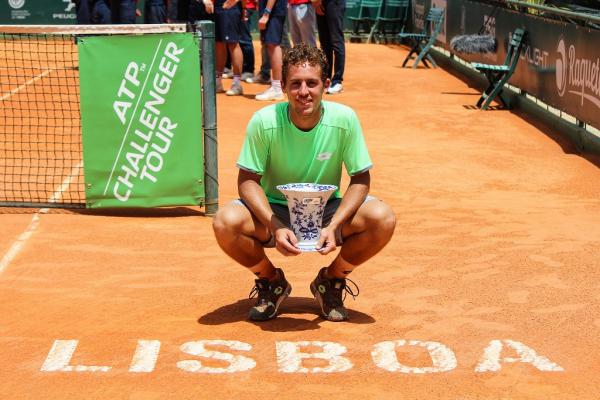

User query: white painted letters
[177,340,256,373]
[40,340,111,372]
[276,341,353,373]
[475,339,564,372]
[372,340,457,373]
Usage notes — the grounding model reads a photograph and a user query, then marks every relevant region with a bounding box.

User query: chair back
[358,0,383,20]
[504,28,526,71]
[346,0,362,19]
[424,7,445,36]
[380,0,409,20]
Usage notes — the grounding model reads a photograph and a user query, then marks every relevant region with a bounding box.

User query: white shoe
[226,82,244,96]
[255,86,285,101]
[250,74,271,84]
[327,83,343,94]
[222,68,233,79]
[216,80,225,93]
[241,72,254,83]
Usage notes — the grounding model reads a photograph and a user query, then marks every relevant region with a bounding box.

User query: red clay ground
[1,43,600,399]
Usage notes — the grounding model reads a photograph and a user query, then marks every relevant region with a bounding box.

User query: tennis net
[0,24,189,209]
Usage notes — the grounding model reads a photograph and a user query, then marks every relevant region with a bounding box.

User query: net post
[196,21,219,216]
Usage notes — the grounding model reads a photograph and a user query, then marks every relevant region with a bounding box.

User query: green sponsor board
[0,0,77,24]
[78,33,204,208]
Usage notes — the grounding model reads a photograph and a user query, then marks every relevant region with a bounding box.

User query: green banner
[78,33,204,208]
[0,0,77,24]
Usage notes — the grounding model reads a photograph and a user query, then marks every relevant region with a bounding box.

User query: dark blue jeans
[316,0,346,84]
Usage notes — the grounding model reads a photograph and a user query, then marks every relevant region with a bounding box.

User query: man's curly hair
[282,43,329,85]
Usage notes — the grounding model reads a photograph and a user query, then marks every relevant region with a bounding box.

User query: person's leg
[93,1,112,24]
[226,42,244,95]
[75,0,91,24]
[288,5,302,46]
[281,12,292,49]
[213,202,292,321]
[316,12,333,79]
[324,0,346,85]
[212,202,276,278]
[268,43,282,81]
[310,199,395,321]
[215,41,227,92]
[298,3,318,47]
[329,199,396,278]
[240,17,255,76]
[145,4,167,23]
[118,0,137,23]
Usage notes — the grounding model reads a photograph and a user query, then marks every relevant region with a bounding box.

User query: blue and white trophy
[276,183,338,252]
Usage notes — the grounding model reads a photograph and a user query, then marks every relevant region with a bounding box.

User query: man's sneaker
[327,82,343,94]
[248,268,292,321]
[255,86,285,101]
[226,82,243,96]
[250,74,271,84]
[241,72,254,83]
[222,68,233,79]
[216,80,225,93]
[310,267,359,322]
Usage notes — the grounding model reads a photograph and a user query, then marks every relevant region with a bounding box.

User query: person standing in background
[75,0,112,24]
[111,0,140,23]
[145,0,168,23]
[288,0,316,46]
[254,0,288,101]
[312,0,345,94]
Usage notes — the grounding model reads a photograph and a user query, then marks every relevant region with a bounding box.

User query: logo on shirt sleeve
[316,152,332,161]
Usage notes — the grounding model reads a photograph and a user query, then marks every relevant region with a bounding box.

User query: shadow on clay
[197,296,375,332]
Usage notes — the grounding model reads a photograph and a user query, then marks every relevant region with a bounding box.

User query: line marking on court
[0,69,54,101]
[0,162,83,276]
[103,39,164,196]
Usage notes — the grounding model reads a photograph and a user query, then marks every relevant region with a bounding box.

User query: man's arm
[258,0,277,29]
[238,169,301,256]
[316,171,370,254]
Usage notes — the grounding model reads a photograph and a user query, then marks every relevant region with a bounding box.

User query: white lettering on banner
[177,340,256,373]
[371,340,457,373]
[40,340,111,372]
[556,38,600,109]
[114,62,141,125]
[276,341,353,373]
[475,340,564,372]
[110,41,184,201]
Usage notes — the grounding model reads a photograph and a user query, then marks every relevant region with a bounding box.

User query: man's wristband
[263,7,271,15]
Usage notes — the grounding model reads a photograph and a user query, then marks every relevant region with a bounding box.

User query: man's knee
[364,201,396,236]
[212,204,245,238]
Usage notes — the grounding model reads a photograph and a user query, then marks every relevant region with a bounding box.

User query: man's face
[284,63,330,119]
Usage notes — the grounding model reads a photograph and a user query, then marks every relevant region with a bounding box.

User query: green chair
[346,0,363,41]
[373,0,410,43]
[398,7,445,69]
[347,0,384,43]
[472,28,526,110]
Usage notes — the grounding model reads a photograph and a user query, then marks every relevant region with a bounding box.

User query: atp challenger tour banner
[78,33,204,208]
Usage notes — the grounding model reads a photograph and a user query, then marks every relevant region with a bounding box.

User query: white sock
[233,75,241,85]
[272,80,281,91]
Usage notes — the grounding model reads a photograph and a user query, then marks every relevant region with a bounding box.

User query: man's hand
[136,8,142,17]
[316,226,337,254]
[223,0,238,9]
[273,227,302,256]
[203,0,214,14]
[312,0,325,16]
[258,14,269,30]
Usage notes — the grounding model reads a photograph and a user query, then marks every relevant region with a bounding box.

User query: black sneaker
[310,267,359,322]
[248,268,292,321]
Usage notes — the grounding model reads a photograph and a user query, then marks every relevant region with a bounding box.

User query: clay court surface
[2,42,600,399]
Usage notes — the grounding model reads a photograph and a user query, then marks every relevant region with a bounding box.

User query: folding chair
[347,0,383,43]
[346,0,363,42]
[471,28,526,110]
[373,0,410,43]
[398,7,444,69]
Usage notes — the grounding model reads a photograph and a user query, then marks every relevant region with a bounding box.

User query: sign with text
[78,33,204,208]
[0,0,77,24]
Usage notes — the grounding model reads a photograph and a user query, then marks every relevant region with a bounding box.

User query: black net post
[196,21,218,216]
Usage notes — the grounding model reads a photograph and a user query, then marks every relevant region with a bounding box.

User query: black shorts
[215,8,243,43]
[260,15,286,45]
[233,196,376,247]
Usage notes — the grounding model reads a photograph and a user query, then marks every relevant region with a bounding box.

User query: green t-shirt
[236,100,372,204]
